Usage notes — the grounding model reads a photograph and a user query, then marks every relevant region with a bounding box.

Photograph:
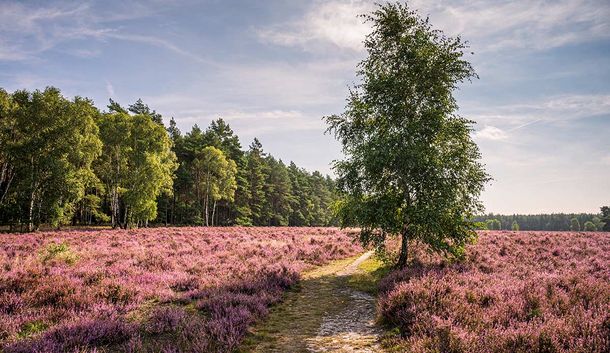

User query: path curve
[306,251,381,353]
[241,251,383,353]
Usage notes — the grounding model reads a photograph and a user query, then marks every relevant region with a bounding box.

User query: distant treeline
[475,208,610,232]
[0,87,338,231]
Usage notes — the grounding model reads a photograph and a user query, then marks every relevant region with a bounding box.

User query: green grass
[346,255,392,295]
[17,321,48,339]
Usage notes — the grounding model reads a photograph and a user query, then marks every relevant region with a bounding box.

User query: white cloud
[138,89,329,136]
[474,126,508,140]
[258,0,610,53]
[257,0,373,52]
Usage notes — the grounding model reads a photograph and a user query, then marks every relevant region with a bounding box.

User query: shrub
[0,227,360,352]
[378,231,610,353]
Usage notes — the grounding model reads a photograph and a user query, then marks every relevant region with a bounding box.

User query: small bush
[40,242,78,265]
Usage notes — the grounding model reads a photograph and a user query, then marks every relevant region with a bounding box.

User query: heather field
[379,231,610,353]
[0,227,361,352]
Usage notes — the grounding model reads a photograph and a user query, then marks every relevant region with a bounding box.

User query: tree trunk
[164,200,168,226]
[205,170,210,226]
[28,157,36,232]
[111,184,119,228]
[397,227,409,269]
[28,189,36,232]
[0,163,14,205]
[211,200,217,227]
[122,206,129,229]
[171,191,176,225]
[36,196,42,231]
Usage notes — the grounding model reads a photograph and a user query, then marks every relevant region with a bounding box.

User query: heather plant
[378,231,610,353]
[0,227,360,352]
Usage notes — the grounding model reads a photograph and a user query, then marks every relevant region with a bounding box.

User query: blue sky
[1,0,609,214]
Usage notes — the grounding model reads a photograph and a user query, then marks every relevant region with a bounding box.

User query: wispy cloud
[102,32,214,65]
[413,0,610,51]
[0,1,210,64]
[139,90,326,136]
[467,94,610,132]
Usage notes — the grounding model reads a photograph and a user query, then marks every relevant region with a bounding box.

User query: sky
[1,0,609,214]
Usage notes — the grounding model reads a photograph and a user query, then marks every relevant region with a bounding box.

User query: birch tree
[325,3,490,267]
[192,146,237,226]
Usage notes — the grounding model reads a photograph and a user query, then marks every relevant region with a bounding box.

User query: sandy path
[241,251,382,353]
[306,251,381,352]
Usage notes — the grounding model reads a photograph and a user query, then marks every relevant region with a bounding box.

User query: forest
[0,87,339,231]
[475,209,609,231]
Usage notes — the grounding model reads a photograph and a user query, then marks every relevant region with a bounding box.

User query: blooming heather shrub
[379,231,610,353]
[6,316,134,353]
[0,227,360,352]
[144,307,188,335]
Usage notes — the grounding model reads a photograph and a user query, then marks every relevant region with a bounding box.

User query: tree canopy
[0,87,102,230]
[325,3,490,267]
[0,88,339,230]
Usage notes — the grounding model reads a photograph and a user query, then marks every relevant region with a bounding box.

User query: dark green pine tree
[600,206,610,232]
[128,98,163,125]
[287,162,310,226]
[264,157,293,226]
[246,138,267,225]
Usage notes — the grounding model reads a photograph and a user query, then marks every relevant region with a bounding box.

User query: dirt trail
[240,251,382,353]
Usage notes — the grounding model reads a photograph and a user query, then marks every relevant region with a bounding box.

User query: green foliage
[192,146,237,226]
[0,87,102,230]
[583,221,596,231]
[485,219,501,230]
[18,321,48,339]
[511,221,520,231]
[325,3,489,267]
[40,241,78,264]
[474,213,607,231]
[570,217,580,231]
[591,216,604,232]
[0,90,339,229]
[600,206,610,231]
[96,107,177,228]
[246,139,268,225]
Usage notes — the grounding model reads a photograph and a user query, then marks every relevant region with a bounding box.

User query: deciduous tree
[192,146,237,226]
[2,88,102,230]
[325,3,490,268]
[96,106,176,228]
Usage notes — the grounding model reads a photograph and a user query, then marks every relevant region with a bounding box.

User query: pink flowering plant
[0,227,360,352]
[378,231,610,353]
